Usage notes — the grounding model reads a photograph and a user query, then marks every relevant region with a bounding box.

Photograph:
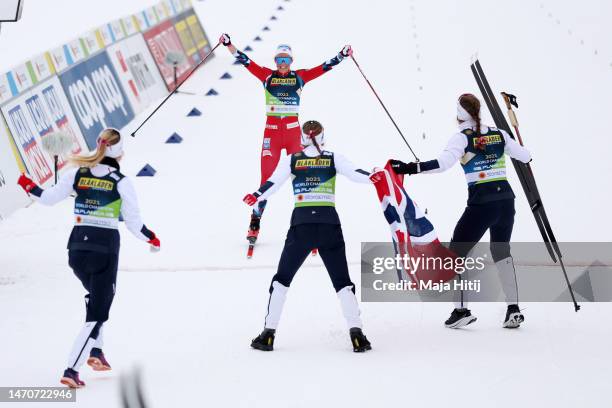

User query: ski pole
[131,42,221,137]
[501,91,581,312]
[350,55,420,162]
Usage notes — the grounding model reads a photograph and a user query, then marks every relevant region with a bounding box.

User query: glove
[219,33,231,46]
[389,160,420,175]
[243,193,258,206]
[17,173,37,193]
[147,233,161,252]
[369,169,385,184]
[340,45,353,58]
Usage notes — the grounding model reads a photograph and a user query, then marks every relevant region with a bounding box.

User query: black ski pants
[449,199,515,262]
[68,250,119,322]
[271,224,354,293]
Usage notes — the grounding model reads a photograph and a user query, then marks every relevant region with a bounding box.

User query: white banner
[0,118,30,219]
[107,34,167,114]
[1,76,89,187]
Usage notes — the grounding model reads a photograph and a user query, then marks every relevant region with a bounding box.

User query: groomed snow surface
[1,0,611,406]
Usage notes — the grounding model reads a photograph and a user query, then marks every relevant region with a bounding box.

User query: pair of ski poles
[131,41,421,165]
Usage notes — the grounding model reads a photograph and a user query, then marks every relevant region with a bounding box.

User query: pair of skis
[471,59,580,312]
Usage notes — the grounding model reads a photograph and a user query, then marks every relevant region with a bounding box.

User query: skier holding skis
[390,94,531,329]
[17,128,160,388]
[220,33,353,246]
[243,120,383,352]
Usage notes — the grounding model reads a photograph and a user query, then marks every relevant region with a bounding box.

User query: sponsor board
[185,11,212,56]
[143,19,193,90]
[1,76,89,186]
[49,46,72,73]
[173,12,200,64]
[30,53,56,82]
[0,117,30,219]
[59,51,135,149]
[122,16,139,37]
[144,7,160,27]
[6,64,35,94]
[0,74,16,104]
[134,12,149,32]
[107,34,167,114]
[109,20,126,43]
[65,38,88,62]
[81,30,104,56]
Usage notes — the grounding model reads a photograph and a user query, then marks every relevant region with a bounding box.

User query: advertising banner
[144,7,160,27]
[81,30,104,56]
[59,51,135,149]
[49,46,72,73]
[0,74,16,104]
[173,12,201,64]
[0,118,30,219]
[107,34,167,114]
[185,11,212,57]
[122,16,139,37]
[29,53,56,83]
[143,19,192,91]
[109,20,126,43]
[1,76,89,186]
[98,24,115,48]
[6,64,35,95]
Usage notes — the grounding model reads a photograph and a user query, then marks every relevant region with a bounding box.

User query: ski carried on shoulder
[470,59,580,312]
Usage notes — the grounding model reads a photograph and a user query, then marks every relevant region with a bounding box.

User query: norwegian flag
[374,161,457,284]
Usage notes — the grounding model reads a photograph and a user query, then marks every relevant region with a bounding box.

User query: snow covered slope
[1,0,611,407]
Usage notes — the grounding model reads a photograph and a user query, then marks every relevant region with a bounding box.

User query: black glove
[389,159,420,175]
[219,33,231,46]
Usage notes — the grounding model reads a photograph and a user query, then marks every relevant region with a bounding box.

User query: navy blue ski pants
[271,224,354,293]
[449,199,515,262]
[68,250,118,322]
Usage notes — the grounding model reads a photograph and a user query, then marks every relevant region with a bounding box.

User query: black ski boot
[503,304,524,328]
[247,213,261,242]
[350,328,372,352]
[445,308,477,329]
[251,328,275,351]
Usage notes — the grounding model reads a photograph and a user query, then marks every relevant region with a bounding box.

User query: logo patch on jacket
[294,158,332,169]
[77,178,114,191]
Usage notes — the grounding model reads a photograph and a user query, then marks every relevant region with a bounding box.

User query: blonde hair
[71,128,121,168]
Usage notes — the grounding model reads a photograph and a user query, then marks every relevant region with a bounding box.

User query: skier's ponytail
[71,128,121,168]
[459,94,482,134]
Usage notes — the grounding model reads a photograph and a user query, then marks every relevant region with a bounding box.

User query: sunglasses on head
[275,56,292,65]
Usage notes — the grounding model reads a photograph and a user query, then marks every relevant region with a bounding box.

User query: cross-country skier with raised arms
[242,120,383,352]
[390,94,532,329]
[17,129,160,388]
[220,33,353,249]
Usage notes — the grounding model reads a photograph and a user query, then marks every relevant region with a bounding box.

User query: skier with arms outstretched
[220,33,353,249]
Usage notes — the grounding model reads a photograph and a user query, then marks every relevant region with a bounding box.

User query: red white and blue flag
[373,161,457,284]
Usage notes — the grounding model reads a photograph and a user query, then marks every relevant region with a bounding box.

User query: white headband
[457,101,473,122]
[275,44,293,58]
[98,129,124,158]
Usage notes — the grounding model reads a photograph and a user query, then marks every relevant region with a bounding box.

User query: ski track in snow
[1,0,611,407]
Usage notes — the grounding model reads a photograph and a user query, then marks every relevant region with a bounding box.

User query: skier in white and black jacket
[391,94,531,329]
[17,128,160,388]
[243,120,384,352]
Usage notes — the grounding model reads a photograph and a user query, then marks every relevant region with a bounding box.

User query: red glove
[369,170,385,184]
[243,193,258,206]
[17,173,37,193]
[148,234,161,252]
